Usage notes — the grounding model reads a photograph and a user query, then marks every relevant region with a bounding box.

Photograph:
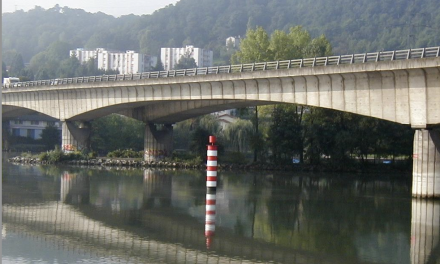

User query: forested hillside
[3,0,440,65]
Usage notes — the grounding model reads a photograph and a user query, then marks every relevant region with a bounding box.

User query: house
[5,115,61,140]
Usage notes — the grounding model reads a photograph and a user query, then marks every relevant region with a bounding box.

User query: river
[2,159,439,264]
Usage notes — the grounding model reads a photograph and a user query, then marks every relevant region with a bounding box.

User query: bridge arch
[3,59,439,127]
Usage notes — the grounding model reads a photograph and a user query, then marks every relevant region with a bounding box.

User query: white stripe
[207,181,217,187]
[205,215,216,221]
[205,225,215,231]
[207,160,217,166]
[206,205,216,211]
[206,171,217,177]
[206,194,216,200]
[207,150,218,156]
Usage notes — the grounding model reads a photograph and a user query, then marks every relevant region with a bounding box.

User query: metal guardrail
[3,47,440,89]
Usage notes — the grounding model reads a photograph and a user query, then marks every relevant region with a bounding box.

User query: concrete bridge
[2,47,440,197]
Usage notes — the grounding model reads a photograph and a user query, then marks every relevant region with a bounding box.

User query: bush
[186,156,204,166]
[48,148,63,163]
[107,149,142,158]
[20,152,34,158]
[38,152,49,161]
[88,151,98,159]
[219,151,248,164]
[171,150,197,161]
[38,147,83,163]
[63,151,85,161]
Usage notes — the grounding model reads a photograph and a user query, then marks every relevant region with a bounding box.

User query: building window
[27,129,35,138]
[47,121,55,126]
[12,129,20,136]
[31,121,39,125]
[14,120,23,125]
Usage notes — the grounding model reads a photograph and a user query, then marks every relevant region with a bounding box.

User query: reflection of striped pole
[206,136,217,190]
[205,188,216,249]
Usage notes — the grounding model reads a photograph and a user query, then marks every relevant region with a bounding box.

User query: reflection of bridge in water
[4,201,347,263]
[3,166,440,264]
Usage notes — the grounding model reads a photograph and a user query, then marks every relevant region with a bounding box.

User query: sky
[2,0,180,17]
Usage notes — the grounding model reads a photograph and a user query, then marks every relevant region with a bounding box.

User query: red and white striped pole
[206,136,217,190]
[205,188,216,249]
[205,136,218,249]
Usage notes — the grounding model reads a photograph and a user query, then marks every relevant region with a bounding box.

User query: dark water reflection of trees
[3,163,416,263]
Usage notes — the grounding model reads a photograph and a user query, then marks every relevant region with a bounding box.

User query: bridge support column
[411,199,440,264]
[412,129,440,198]
[61,121,91,152]
[144,123,173,162]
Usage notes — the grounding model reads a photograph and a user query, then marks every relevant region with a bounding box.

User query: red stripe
[206,176,217,181]
[206,210,216,215]
[206,199,216,205]
[206,221,215,225]
[207,145,218,150]
[205,231,215,236]
[207,156,217,161]
[206,166,217,171]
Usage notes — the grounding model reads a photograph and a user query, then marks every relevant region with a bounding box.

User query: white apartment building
[70,48,114,65]
[226,36,241,48]
[69,48,157,74]
[161,45,213,71]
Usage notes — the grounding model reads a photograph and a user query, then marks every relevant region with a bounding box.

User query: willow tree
[223,119,254,153]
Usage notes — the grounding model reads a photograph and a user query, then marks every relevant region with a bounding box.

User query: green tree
[231,26,332,162]
[223,119,254,152]
[8,52,25,77]
[174,115,221,154]
[153,58,165,71]
[190,127,211,157]
[29,41,72,79]
[40,124,61,150]
[174,55,197,70]
[268,104,305,164]
[231,26,271,63]
[90,114,144,155]
[58,55,81,78]
[18,68,34,82]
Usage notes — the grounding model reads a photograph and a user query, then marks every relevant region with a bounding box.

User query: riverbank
[7,155,412,175]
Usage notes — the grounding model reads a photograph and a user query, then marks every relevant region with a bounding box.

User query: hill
[2,0,440,66]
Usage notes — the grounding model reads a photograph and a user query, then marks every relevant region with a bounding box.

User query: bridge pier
[61,121,91,152]
[411,199,440,263]
[144,123,173,162]
[412,129,440,198]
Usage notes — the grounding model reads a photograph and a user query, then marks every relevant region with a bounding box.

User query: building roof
[10,114,59,122]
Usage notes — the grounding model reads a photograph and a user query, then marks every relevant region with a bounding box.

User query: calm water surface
[2,159,439,264]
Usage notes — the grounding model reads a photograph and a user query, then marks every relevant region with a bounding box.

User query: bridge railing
[3,46,440,89]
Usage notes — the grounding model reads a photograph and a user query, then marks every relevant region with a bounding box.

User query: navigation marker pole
[205,136,218,249]
[206,136,217,190]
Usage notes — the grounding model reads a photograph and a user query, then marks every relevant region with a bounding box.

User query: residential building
[216,113,238,130]
[226,36,241,49]
[5,115,61,140]
[69,48,157,74]
[212,109,238,130]
[161,45,213,71]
